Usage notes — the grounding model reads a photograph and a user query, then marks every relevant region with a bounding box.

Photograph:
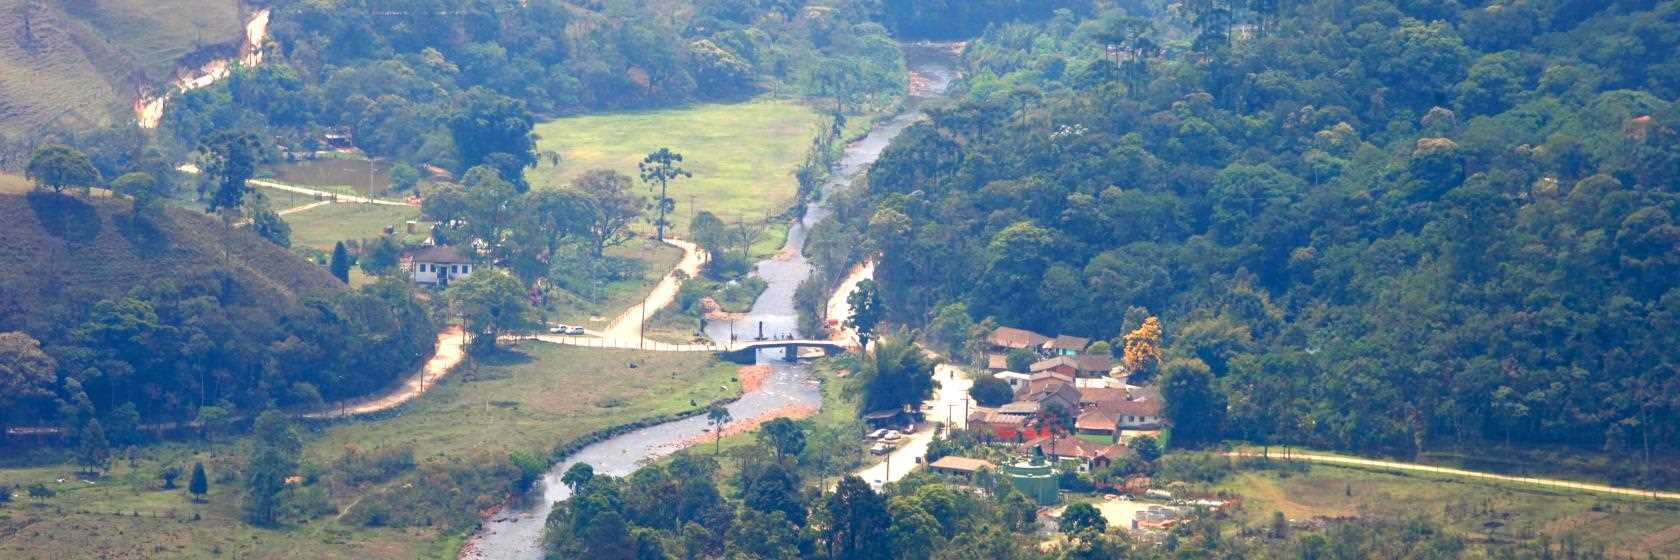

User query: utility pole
[639,297,647,350]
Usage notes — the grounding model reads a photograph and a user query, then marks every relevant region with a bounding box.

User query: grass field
[0,0,244,134]
[0,171,29,193]
[282,203,427,251]
[545,238,684,329]
[0,342,743,559]
[1221,461,1680,557]
[527,98,828,238]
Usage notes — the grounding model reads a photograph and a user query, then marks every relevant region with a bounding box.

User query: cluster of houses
[967,326,1165,473]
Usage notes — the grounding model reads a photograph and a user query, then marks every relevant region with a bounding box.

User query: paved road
[851,364,973,489]
[1227,449,1680,501]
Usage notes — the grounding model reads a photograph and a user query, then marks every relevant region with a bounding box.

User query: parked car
[882,430,902,441]
[567,325,586,335]
[870,443,890,455]
[548,325,569,334]
[866,429,888,439]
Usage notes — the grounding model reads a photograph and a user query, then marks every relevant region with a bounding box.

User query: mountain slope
[0,0,242,136]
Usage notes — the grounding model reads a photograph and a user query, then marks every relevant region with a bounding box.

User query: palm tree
[706,405,732,454]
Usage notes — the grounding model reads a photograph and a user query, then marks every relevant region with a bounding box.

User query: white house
[407,245,473,286]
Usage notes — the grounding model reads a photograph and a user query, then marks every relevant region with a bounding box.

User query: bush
[1156,453,1235,484]
[332,445,417,488]
[1058,470,1095,492]
[969,376,1015,407]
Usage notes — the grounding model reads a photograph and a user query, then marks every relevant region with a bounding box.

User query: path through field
[1228,450,1680,501]
[301,326,466,419]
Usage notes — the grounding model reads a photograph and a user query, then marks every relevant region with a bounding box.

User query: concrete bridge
[720,339,850,363]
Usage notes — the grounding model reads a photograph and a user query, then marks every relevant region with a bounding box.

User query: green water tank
[1004,456,1060,506]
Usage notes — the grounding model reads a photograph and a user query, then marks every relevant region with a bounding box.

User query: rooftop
[928,456,995,473]
[990,326,1051,349]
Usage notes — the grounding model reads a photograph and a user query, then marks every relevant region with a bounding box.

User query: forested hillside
[816,1,1680,473]
[0,193,435,437]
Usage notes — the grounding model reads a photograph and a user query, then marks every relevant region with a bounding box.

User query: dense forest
[810,0,1680,471]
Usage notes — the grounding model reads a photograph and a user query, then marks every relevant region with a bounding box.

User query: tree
[75,419,111,475]
[387,162,421,192]
[856,337,936,416]
[189,462,208,502]
[330,241,352,283]
[160,465,181,489]
[0,484,10,505]
[689,211,727,256]
[111,172,167,214]
[446,269,533,353]
[1131,435,1161,462]
[197,405,232,443]
[844,279,883,346]
[27,483,53,503]
[0,332,57,436]
[969,376,1014,407]
[727,508,803,559]
[757,417,806,464]
[741,462,806,526]
[1005,349,1036,372]
[359,236,402,276]
[576,169,645,256]
[244,198,292,248]
[198,131,263,212]
[639,148,692,241]
[562,462,595,493]
[25,144,100,194]
[825,476,891,560]
[1122,317,1164,380]
[244,411,300,526]
[448,87,537,189]
[706,405,732,454]
[887,498,940,560]
[1161,358,1226,448]
[1061,502,1106,534]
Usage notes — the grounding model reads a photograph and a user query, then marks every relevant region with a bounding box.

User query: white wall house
[407,245,473,286]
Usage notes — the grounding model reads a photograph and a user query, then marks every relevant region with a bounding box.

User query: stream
[460,43,959,560]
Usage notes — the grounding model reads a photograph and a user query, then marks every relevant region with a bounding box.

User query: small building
[1042,335,1090,356]
[1095,398,1164,430]
[1078,387,1131,409]
[1017,371,1075,397]
[989,326,1051,351]
[1020,380,1081,415]
[407,245,474,286]
[1026,436,1134,472]
[1074,354,1116,376]
[927,456,995,483]
[968,408,1049,442]
[1029,356,1081,378]
[1075,409,1121,439]
[862,408,910,430]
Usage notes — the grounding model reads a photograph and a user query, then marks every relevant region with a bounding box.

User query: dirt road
[301,326,467,419]
[825,260,874,348]
[1228,449,1680,501]
[599,238,706,342]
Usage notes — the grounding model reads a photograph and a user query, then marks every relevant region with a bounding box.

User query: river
[460,43,959,560]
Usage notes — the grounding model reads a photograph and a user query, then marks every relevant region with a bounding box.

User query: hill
[0,192,434,432]
[0,0,243,137]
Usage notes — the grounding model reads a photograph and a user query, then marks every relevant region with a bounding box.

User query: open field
[0,0,243,135]
[545,238,685,329]
[282,203,427,251]
[1221,462,1680,557]
[0,342,742,558]
[528,98,827,237]
[0,171,29,193]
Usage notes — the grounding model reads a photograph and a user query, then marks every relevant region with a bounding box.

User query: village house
[406,245,474,286]
[1019,379,1081,415]
[985,326,1051,371]
[1095,398,1164,430]
[967,408,1048,441]
[1075,409,1123,440]
[1024,436,1134,472]
[927,456,995,483]
[1042,334,1089,356]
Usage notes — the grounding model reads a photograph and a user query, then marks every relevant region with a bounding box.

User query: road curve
[599,238,707,342]
[1227,450,1680,501]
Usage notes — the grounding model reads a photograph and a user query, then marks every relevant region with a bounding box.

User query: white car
[870,443,890,455]
[567,325,586,335]
[882,430,902,441]
[548,325,568,334]
[866,429,889,439]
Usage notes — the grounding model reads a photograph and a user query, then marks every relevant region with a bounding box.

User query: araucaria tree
[639,148,691,241]
[189,462,208,502]
[198,131,263,213]
[24,144,101,194]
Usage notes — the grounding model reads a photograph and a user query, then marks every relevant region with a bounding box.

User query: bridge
[719,339,851,363]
